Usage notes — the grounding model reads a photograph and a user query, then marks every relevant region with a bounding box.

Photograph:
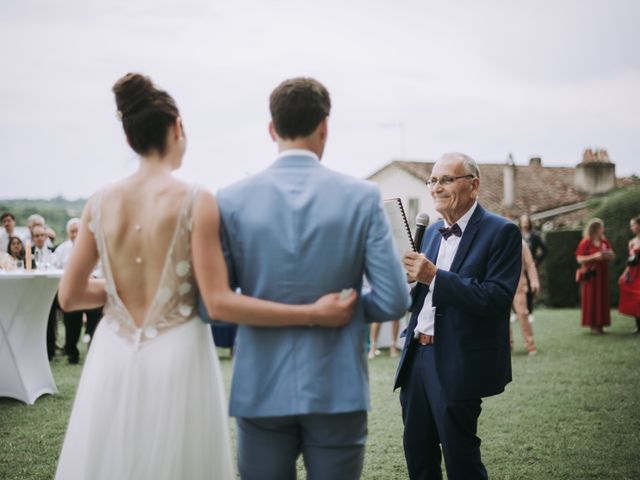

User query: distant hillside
[0,196,87,245]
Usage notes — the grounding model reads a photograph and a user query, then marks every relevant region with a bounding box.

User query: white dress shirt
[53,240,74,269]
[415,202,478,336]
[33,245,54,267]
[277,148,319,161]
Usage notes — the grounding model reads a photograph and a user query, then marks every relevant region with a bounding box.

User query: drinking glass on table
[42,252,51,270]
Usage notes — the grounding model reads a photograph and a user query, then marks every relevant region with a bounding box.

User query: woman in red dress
[618,215,640,333]
[576,218,615,334]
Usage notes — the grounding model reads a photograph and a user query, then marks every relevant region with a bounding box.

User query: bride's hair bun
[112,73,181,155]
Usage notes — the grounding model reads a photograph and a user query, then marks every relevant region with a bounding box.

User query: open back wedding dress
[55,186,234,479]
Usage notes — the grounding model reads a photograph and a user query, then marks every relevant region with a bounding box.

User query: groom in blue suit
[215,77,410,479]
[395,153,522,479]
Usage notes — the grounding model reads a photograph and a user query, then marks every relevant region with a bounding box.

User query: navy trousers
[63,307,103,363]
[236,411,367,480]
[400,344,488,480]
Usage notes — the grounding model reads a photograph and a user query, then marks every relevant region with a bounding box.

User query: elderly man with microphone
[394,153,521,480]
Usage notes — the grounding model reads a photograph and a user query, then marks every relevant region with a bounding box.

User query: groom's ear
[268,122,278,142]
[318,116,328,141]
[174,117,184,140]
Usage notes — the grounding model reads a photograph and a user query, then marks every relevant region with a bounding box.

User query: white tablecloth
[0,270,62,404]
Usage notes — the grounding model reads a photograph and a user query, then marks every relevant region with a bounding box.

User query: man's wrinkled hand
[403,251,436,285]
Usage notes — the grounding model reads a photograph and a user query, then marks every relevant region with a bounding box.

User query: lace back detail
[93,185,201,348]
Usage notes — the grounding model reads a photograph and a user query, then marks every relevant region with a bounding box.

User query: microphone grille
[416,212,430,227]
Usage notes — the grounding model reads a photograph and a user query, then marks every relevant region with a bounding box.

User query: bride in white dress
[54,73,356,480]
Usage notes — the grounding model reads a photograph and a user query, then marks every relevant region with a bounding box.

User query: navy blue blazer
[394,204,522,400]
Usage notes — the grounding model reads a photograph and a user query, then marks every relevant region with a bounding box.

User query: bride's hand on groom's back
[311,290,358,328]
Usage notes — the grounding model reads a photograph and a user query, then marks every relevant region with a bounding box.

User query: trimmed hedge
[543,229,582,307]
[590,186,640,306]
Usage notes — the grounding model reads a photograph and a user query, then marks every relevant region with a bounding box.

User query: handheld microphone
[413,213,430,252]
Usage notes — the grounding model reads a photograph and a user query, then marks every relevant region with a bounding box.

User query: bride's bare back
[100,174,190,327]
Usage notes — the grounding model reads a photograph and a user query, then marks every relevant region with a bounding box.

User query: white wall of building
[369,165,439,229]
[366,164,440,349]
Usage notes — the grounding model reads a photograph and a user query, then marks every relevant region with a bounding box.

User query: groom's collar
[277,149,319,161]
[273,149,320,168]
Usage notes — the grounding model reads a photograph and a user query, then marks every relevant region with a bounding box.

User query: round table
[0,270,62,404]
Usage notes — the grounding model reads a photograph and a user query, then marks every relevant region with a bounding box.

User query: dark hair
[7,236,24,258]
[269,77,331,140]
[113,73,180,156]
[1,212,15,222]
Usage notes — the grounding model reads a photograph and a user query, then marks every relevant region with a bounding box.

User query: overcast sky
[1,0,638,199]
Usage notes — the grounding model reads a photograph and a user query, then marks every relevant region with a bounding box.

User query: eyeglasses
[425,175,475,189]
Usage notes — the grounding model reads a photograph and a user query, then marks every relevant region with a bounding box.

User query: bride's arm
[192,190,356,327]
[58,199,107,312]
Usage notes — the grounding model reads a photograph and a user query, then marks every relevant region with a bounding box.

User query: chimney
[529,157,542,167]
[575,148,616,194]
[503,153,516,208]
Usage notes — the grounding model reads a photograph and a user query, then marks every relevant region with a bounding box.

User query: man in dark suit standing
[31,225,59,360]
[395,152,522,479]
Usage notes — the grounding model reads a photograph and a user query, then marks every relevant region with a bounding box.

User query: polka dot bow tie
[438,223,462,240]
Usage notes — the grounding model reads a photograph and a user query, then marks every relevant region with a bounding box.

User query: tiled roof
[369,158,639,228]
[389,160,615,219]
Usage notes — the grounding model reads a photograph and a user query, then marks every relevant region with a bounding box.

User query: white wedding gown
[55,186,234,479]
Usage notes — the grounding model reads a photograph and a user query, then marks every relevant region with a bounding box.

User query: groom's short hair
[269,77,331,140]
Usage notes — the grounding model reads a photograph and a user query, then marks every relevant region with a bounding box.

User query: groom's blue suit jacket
[214,153,410,418]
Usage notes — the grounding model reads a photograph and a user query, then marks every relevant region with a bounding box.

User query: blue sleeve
[432,222,522,315]
[361,189,411,322]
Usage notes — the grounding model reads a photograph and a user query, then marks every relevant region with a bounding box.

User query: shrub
[542,229,582,307]
[590,186,640,306]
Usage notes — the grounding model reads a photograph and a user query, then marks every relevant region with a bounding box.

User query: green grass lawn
[1,309,639,479]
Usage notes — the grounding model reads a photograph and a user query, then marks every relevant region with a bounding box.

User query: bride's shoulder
[189,185,220,228]
[81,184,115,233]
[188,183,216,204]
[88,180,126,204]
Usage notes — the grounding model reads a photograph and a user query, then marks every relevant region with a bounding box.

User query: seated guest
[55,218,103,362]
[6,236,28,267]
[53,218,80,269]
[31,225,55,267]
[1,212,17,252]
[24,214,55,248]
[23,214,44,244]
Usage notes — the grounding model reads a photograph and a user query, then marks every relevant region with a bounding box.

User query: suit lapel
[449,204,485,273]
